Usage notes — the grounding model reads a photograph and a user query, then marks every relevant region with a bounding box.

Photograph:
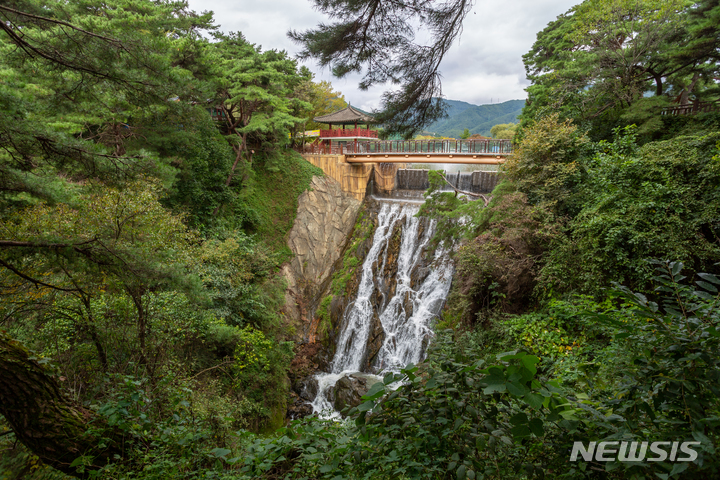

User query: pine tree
[289,0,474,137]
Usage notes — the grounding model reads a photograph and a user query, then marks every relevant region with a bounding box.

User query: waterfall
[310,202,453,417]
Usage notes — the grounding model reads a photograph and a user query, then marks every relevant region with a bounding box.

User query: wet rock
[287,391,314,419]
[330,373,379,412]
[411,265,431,290]
[289,342,328,384]
[382,221,403,300]
[402,291,414,318]
[330,295,347,326]
[297,376,319,402]
[417,217,427,239]
[420,333,432,357]
[364,311,386,371]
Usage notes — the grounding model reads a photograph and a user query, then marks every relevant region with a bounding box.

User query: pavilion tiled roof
[313,105,375,124]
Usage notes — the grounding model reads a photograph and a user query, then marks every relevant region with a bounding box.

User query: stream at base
[310,202,453,418]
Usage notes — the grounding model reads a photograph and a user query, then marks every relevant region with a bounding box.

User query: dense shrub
[541,129,720,294]
[504,113,591,217]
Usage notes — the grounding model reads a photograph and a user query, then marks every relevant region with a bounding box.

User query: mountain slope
[425,99,525,138]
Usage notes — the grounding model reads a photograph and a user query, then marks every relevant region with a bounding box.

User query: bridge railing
[351,139,513,155]
[298,139,514,156]
[298,144,345,155]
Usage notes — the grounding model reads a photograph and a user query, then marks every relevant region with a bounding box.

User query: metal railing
[319,128,379,138]
[299,139,513,155]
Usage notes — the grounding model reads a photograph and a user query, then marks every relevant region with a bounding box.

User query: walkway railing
[661,100,720,116]
[319,128,379,138]
[300,139,513,156]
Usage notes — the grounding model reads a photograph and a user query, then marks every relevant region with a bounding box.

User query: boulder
[297,376,319,402]
[329,373,381,413]
[287,392,314,419]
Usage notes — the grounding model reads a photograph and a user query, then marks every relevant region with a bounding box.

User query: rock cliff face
[281,175,361,342]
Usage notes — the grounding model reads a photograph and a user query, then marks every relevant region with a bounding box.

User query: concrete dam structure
[394,169,500,194]
[302,154,500,200]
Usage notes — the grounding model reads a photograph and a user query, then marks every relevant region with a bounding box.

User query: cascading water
[310,202,453,417]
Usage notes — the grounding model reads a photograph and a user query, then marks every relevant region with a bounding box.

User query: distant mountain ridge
[425,99,525,138]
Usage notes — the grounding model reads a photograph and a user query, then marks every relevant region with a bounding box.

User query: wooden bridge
[303,139,513,165]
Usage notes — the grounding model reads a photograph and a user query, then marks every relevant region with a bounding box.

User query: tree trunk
[0,331,127,478]
[81,297,108,372]
[224,141,246,187]
[680,71,700,105]
[127,286,149,369]
[213,136,248,216]
[653,72,663,96]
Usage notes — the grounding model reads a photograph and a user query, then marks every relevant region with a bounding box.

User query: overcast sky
[186,0,579,111]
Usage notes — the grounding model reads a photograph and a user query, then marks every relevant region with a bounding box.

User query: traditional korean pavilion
[313,105,378,151]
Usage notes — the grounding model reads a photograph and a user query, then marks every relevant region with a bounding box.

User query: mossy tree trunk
[0,331,127,478]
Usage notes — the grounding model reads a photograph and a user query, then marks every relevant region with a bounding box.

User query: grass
[242,150,323,259]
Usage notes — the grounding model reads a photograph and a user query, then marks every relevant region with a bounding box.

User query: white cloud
[187,0,579,108]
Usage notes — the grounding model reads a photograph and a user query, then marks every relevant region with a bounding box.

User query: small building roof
[314,105,375,124]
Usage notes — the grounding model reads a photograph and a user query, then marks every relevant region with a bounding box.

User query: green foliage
[2,0,719,478]
[490,122,518,140]
[336,347,557,480]
[291,74,348,134]
[420,175,559,318]
[316,294,333,338]
[330,209,376,296]
[211,32,310,193]
[161,118,236,229]
[417,170,494,249]
[569,261,720,478]
[196,232,281,330]
[522,0,720,141]
[29,263,714,479]
[0,436,67,480]
[233,326,293,422]
[0,0,216,212]
[541,129,720,294]
[240,151,323,257]
[0,0,325,476]
[453,190,559,317]
[504,113,591,216]
[89,374,244,479]
[234,263,719,480]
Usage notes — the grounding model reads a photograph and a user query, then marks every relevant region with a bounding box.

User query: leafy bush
[504,113,591,216]
[541,130,720,294]
[451,189,559,317]
[233,326,293,430]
